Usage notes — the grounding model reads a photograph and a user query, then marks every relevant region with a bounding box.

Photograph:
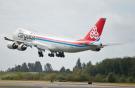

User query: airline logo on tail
[83,18,106,41]
[89,26,99,40]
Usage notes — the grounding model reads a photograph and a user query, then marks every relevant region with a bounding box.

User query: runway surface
[0,80,135,88]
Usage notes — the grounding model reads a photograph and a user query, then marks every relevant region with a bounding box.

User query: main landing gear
[48,51,65,58]
[48,52,54,57]
[56,51,65,58]
[37,49,65,58]
[38,49,44,57]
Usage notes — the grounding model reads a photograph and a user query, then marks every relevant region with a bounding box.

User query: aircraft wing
[4,36,54,51]
[4,36,33,47]
[4,37,14,41]
[102,43,123,48]
[31,41,55,51]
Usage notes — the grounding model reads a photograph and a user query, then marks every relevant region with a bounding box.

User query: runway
[0,80,135,88]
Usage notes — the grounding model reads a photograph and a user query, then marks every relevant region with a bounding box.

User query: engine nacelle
[7,42,18,49]
[17,44,27,51]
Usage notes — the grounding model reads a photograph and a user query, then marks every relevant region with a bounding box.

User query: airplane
[4,18,106,58]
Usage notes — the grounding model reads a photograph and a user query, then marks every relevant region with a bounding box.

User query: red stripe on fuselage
[34,35,87,45]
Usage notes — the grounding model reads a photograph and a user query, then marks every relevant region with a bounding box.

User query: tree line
[2,56,135,82]
[7,61,53,72]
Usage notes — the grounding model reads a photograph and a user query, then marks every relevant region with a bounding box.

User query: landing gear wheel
[56,51,65,58]
[48,52,54,57]
[56,52,60,57]
[38,51,44,57]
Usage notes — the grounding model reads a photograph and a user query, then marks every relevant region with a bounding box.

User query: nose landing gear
[38,51,44,57]
[38,49,45,57]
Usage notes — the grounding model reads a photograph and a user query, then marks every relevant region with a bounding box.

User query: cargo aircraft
[4,18,107,58]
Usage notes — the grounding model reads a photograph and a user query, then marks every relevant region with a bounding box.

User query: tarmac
[0,80,135,88]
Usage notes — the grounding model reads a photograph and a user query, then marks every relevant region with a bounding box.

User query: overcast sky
[0,0,135,71]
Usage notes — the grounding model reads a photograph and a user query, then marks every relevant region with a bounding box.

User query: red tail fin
[83,18,106,41]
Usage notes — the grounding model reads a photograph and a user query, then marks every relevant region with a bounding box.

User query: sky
[0,0,135,71]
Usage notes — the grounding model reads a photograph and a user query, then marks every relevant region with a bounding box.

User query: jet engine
[7,42,18,49]
[17,44,27,51]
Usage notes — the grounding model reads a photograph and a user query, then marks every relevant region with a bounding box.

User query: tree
[44,63,53,72]
[66,69,71,73]
[73,58,82,70]
[21,63,29,72]
[106,72,116,82]
[84,61,97,76]
[82,63,86,69]
[28,63,35,72]
[35,61,43,72]
[14,65,22,72]
[60,66,66,72]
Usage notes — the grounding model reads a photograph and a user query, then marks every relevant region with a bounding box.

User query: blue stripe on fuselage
[34,38,87,47]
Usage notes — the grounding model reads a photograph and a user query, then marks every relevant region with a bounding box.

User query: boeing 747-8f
[4,18,106,58]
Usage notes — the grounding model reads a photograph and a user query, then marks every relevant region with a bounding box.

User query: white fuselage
[33,36,91,52]
[12,30,100,53]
